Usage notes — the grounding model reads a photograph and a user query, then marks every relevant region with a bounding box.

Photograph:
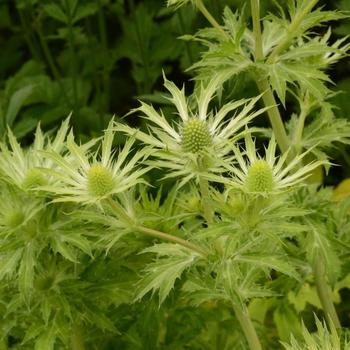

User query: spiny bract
[87,164,115,197]
[182,119,211,153]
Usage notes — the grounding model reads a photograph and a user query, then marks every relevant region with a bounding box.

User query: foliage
[0,0,350,350]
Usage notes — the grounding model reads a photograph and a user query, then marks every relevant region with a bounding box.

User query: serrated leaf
[135,252,197,305]
[237,255,300,281]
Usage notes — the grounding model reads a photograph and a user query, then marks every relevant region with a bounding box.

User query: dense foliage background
[1,0,350,349]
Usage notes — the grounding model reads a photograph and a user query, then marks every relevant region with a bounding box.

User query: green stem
[36,25,62,80]
[128,0,151,93]
[255,73,290,156]
[97,0,110,113]
[266,0,319,64]
[250,0,291,156]
[233,303,263,350]
[136,226,208,257]
[313,256,341,329]
[177,10,194,66]
[292,100,309,155]
[199,177,214,224]
[107,199,208,257]
[196,0,229,40]
[71,326,85,350]
[250,0,264,60]
[17,8,42,62]
[64,0,79,119]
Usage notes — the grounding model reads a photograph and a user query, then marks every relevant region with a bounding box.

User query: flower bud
[245,160,274,193]
[87,164,115,197]
[182,119,211,153]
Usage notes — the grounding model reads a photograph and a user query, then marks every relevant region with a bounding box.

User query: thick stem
[233,303,263,350]
[71,326,85,350]
[250,0,264,60]
[199,177,214,224]
[250,0,291,157]
[255,75,290,156]
[266,0,319,64]
[136,226,208,257]
[313,257,341,329]
[196,0,229,40]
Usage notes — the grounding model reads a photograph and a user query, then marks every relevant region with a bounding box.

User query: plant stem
[255,78,290,155]
[136,226,208,257]
[97,0,110,114]
[266,0,319,64]
[196,0,229,40]
[250,0,291,156]
[292,98,309,155]
[71,326,85,350]
[17,8,42,62]
[250,0,264,60]
[177,10,194,66]
[313,256,341,329]
[199,177,214,224]
[233,303,263,350]
[64,0,79,120]
[107,199,208,257]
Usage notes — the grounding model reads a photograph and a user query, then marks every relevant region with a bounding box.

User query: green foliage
[1,0,350,349]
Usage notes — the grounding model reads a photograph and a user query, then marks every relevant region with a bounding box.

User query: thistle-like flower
[229,134,324,195]
[0,119,70,192]
[115,76,266,186]
[41,121,151,204]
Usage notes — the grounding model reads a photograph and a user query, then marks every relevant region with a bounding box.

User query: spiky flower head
[229,134,325,195]
[115,74,266,187]
[182,119,212,153]
[0,118,70,192]
[41,120,151,204]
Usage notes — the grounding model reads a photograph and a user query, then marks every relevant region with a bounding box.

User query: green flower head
[229,134,325,195]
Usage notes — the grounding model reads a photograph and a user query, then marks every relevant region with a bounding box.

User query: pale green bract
[115,75,268,187]
[39,120,152,204]
[0,118,70,192]
[228,134,325,195]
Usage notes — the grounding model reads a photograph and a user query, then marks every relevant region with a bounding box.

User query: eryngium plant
[1,1,350,350]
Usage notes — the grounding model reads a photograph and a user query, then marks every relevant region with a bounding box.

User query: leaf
[0,249,23,280]
[5,85,35,126]
[34,325,56,350]
[236,255,300,281]
[135,248,197,305]
[44,4,68,24]
[273,304,302,342]
[72,4,98,24]
[269,63,287,106]
[18,243,36,299]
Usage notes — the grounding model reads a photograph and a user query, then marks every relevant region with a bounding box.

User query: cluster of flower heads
[0,77,322,205]
[0,119,151,205]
